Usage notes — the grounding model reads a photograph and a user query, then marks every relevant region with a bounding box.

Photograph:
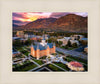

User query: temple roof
[33,43,54,50]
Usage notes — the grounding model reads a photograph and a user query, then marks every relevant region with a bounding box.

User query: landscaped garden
[46,64,64,71]
[53,62,70,71]
[33,59,44,65]
[13,60,37,71]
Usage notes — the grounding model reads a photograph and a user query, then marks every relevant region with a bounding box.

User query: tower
[46,45,50,56]
[53,43,56,53]
[31,44,35,56]
[36,44,40,59]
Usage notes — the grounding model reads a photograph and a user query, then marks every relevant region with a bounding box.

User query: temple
[31,35,56,59]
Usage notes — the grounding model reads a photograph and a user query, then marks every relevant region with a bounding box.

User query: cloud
[50,12,70,18]
[13,20,29,25]
[12,12,88,26]
[73,12,88,17]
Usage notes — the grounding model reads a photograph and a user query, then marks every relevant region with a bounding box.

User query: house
[84,47,88,53]
[31,35,56,59]
[70,40,79,45]
[13,49,20,57]
[70,35,84,40]
[57,37,71,46]
[42,34,50,40]
[80,38,88,41]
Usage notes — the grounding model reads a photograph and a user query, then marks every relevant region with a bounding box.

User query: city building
[13,49,20,57]
[42,34,50,40]
[80,38,88,41]
[31,35,56,59]
[16,31,24,38]
[84,47,88,53]
[57,37,71,46]
[70,35,84,40]
[67,61,84,71]
[70,40,79,45]
[24,32,36,39]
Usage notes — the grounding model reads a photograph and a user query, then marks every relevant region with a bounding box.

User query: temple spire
[31,43,34,48]
[53,42,55,46]
[37,43,39,50]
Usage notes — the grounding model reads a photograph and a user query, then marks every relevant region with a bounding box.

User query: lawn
[13,62,37,71]
[46,64,64,71]
[40,56,47,59]
[33,59,44,65]
[66,56,87,64]
[60,46,76,50]
[53,62,70,71]
[19,49,29,56]
[63,57,73,62]
[56,51,65,55]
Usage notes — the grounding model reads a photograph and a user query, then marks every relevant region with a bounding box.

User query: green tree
[58,41,63,46]
[72,43,78,48]
[67,40,72,47]
[24,39,32,45]
[13,39,23,47]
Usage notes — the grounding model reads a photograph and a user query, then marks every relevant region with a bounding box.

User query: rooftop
[33,43,54,50]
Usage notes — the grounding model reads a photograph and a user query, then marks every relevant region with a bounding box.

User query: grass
[53,62,70,71]
[60,46,76,50]
[46,64,63,71]
[56,51,65,55]
[33,59,44,65]
[40,56,47,59]
[13,62,37,71]
[66,56,87,64]
[63,57,73,62]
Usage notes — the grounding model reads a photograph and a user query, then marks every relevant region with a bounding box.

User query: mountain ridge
[13,14,87,32]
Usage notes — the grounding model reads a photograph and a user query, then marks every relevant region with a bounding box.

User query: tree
[58,41,63,46]
[80,40,87,46]
[13,39,23,47]
[65,44,68,49]
[72,43,78,48]
[24,39,32,45]
[67,40,72,47]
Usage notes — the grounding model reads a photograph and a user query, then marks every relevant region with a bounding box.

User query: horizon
[13,12,88,26]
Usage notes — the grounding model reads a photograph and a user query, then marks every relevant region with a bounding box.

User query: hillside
[13,14,87,32]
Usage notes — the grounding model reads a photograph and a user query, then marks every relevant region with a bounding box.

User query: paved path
[36,67,52,72]
[29,59,40,67]
[27,63,49,72]
[56,47,87,60]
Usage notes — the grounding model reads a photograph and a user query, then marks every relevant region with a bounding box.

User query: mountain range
[13,14,87,32]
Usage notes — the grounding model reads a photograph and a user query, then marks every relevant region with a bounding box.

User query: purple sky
[13,12,88,26]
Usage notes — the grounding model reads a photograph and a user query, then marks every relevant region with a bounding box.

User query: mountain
[13,24,19,27]
[24,18,57,29]
[49,14,87,32]
[13,14,87,32]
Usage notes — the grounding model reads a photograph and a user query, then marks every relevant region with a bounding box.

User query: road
[56,47,87,60]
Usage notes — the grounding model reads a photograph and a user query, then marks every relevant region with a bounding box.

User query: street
[56,47,87,60]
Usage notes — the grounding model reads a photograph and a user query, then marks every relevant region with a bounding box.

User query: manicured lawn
[33,59,44,65]
[13,62,37,71]
[53,62,70,71]
[56,51,65,55]
[60,46,76,50]
[46,64,63,71]
[63,57,73,62]
[66,56,87,64]
[24,51,29,56]
[19,50,29,56]
[16,47,23,51]
[40,56,47,59]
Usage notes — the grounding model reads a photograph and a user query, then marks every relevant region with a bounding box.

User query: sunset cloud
[13,12,88,26]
